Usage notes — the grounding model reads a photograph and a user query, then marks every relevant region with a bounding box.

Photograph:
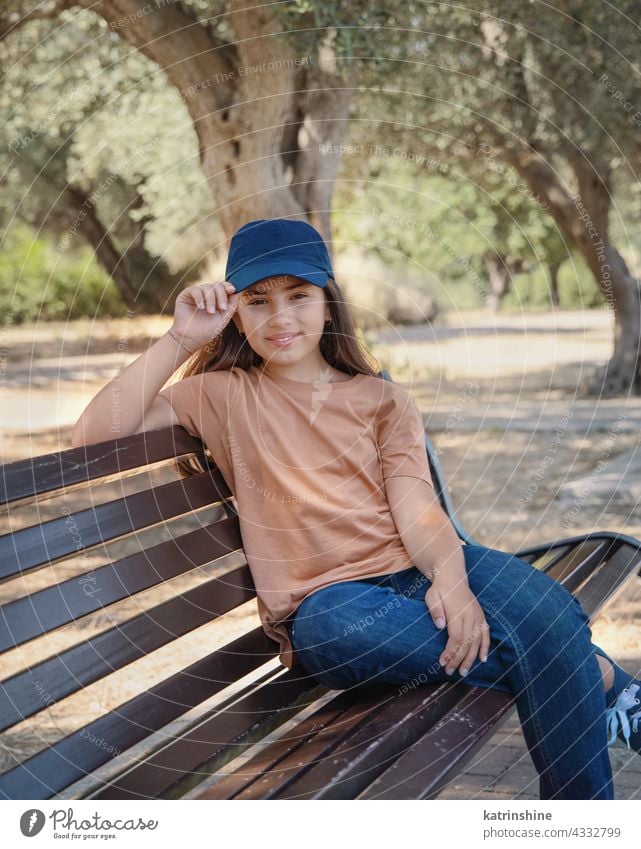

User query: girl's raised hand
[171,281,241,352]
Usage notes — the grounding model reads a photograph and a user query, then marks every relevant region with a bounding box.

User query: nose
[267,305,294,328]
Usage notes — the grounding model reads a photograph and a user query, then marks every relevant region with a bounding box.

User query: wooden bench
[1,370,640,800]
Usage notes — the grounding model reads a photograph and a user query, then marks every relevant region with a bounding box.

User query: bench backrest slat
[0,427,206,506]
[574,540,641,617]
[0,469,232,580]
[0,564,257,732]
[0,519,243,651]
[544,539,613,592]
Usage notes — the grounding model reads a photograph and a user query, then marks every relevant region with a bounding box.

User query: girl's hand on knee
[425,583,491,676]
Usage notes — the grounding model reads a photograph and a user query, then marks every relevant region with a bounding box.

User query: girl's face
[232,274,331,366]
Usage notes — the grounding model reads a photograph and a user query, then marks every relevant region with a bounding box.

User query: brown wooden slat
[518,539,615,592]
[0,469,231,581]
[0,518,243,651]
[0,427,205,506]
[358,687,516,800]
[92,668,327,800]
[0,564,256,732]
[199,689,365,799]
[535,544,580,576]
[543,539,612,591]
[0,627,277,800]
[267,681,467,800]
[515,531,641,564]
[518,544,572,567]
[574,541,641,619]
[237,684,460,800]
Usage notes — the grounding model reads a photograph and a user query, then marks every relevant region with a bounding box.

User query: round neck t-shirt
[157,364,434,670]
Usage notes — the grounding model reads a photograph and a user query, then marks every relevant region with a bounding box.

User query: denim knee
[474,549,590,629]
[498,574,594,668]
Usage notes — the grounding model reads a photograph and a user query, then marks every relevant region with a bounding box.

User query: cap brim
[226,260,331,292]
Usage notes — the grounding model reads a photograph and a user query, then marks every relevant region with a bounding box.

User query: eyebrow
[246,280,310,296]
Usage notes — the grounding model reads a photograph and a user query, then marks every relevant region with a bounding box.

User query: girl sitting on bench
[128,218,641,800]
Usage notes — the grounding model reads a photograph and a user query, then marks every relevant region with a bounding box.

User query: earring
[325,317,332,324]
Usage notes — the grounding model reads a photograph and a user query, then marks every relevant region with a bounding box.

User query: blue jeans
[287,544,614,800]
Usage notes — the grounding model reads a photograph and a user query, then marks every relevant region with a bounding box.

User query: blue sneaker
[606,685,641,749]
[594,646,641,751]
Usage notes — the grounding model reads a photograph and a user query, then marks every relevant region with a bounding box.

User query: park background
[1,0,640,798]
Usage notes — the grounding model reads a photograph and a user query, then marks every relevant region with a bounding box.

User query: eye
[248,292,308,306]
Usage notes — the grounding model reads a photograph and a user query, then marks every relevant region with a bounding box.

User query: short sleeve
[157,374,208,439]
[376,388,434,488]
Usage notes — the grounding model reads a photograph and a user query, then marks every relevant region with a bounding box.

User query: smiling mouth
[267,334,300,346]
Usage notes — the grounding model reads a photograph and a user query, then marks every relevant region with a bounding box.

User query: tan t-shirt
[157,364,434,670]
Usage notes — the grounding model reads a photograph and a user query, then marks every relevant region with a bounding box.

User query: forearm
[399,501,468,586]
[71,330,191,445]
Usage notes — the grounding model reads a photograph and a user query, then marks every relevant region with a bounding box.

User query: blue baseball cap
[224,218,335,292]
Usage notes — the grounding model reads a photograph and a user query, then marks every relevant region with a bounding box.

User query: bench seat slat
[0,470,231,580]
[358,687,515,800]
[0,428,205,506]
[199,689,367,800]
[267,682,467,800]
[0,627,276,800]
[120,683,386,801]
[92,669,326,800]
[0,519,243,652]
[229,683,461,800]
[0,564,256,732]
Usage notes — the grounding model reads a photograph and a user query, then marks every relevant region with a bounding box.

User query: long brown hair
[175,276,382,478]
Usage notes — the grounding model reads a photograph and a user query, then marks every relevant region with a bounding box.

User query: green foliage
[0,223,126,323]
[2,0,640,321]
[0,7,219,280]
[332,149,581,312]
[502,255,604,311]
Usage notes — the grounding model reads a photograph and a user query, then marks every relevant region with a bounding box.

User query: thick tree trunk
[598,247,641,395]
[65,187,139,310]
[500,143,641,395]
[80,0,354,250]
[3,0,354,302]
[121,190,187,314]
